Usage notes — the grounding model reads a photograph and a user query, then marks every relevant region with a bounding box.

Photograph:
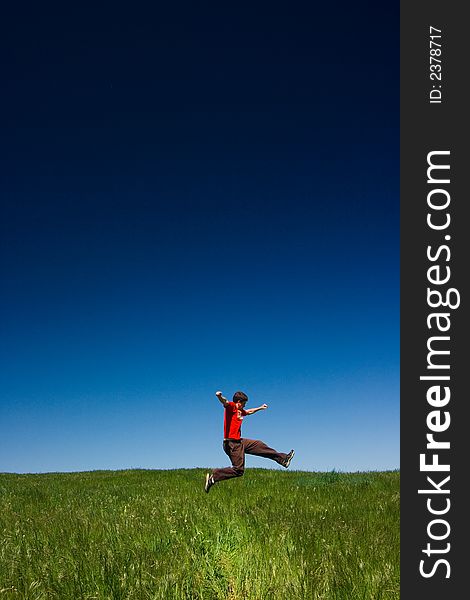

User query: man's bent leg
[212,440,245,482]
[242,438,288,466]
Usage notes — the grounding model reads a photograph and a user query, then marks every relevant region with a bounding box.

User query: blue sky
[0,3,399,473]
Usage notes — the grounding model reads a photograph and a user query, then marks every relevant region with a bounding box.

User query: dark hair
[233,391,248,403]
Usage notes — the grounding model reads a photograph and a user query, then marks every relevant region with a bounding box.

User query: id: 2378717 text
[429,26,442,104]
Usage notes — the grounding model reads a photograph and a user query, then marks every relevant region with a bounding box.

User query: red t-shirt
[224,401,247,439]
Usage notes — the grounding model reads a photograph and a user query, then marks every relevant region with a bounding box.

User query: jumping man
[204,390,295,493]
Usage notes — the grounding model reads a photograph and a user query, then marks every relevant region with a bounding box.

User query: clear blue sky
[0,3,399,473]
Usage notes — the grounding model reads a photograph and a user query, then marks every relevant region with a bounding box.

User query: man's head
[233,391,248,406]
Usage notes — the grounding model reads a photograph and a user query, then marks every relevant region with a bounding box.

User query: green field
[0,469,399,600]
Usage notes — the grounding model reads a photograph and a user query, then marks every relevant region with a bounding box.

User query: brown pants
[211,438,288,482]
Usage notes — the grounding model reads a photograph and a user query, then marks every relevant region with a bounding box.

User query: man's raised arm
[215,390,229,407]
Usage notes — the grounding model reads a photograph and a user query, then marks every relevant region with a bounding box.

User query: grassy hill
[0,469,399,599]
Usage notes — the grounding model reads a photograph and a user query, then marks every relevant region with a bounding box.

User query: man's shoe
[283,449,295,468]
[204,473,215,493]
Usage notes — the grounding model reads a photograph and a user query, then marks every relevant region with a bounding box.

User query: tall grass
[0,469,399,599]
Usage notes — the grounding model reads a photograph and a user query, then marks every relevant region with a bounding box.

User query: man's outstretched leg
[242,438,295,468]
